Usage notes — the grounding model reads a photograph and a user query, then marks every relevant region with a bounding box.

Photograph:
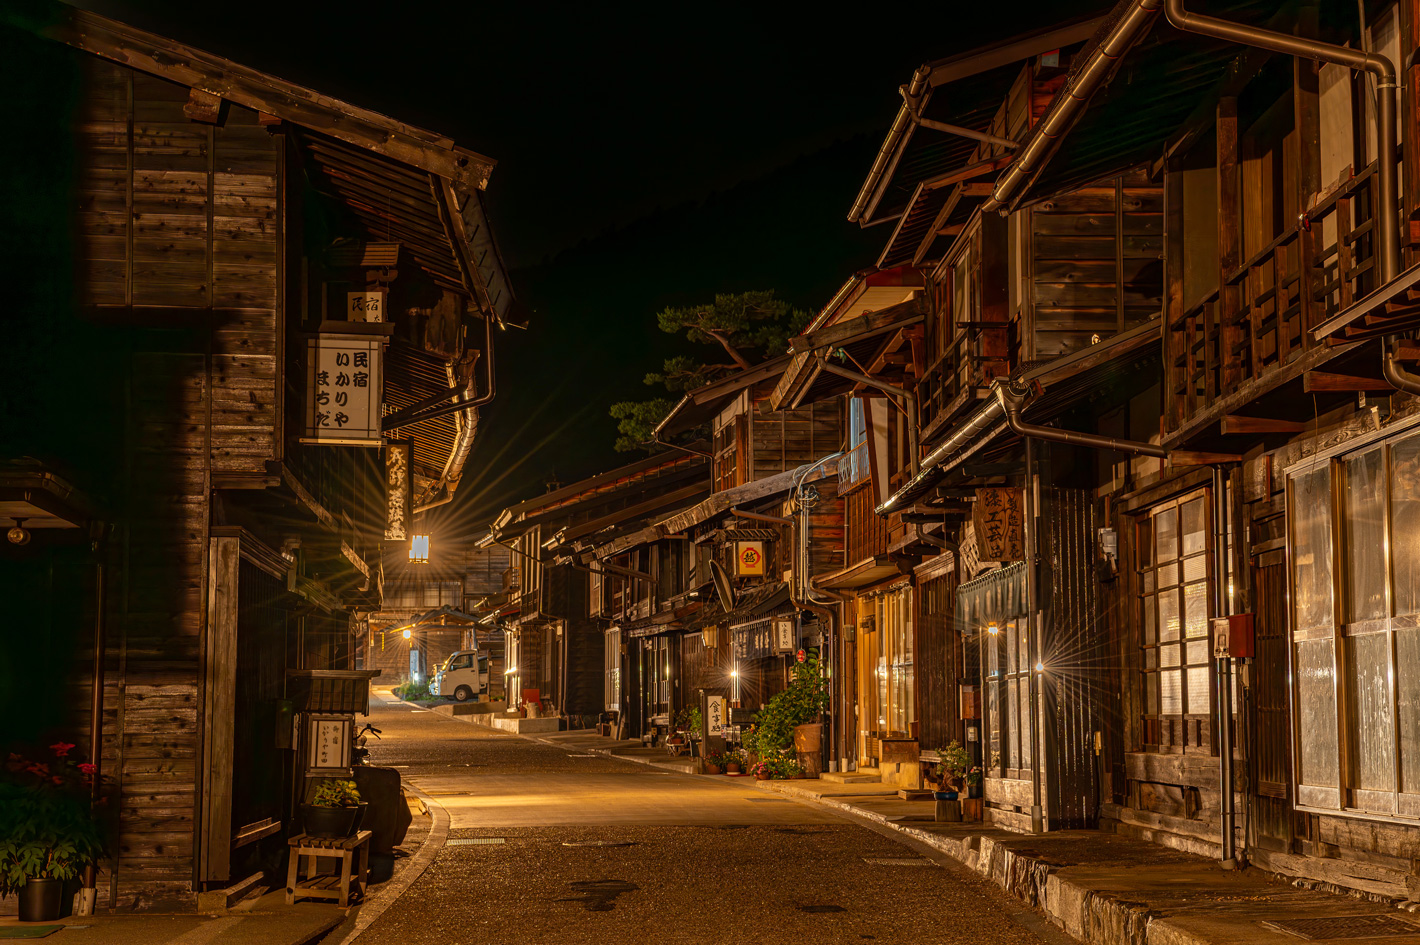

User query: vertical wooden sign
[385,441,412,541]
[972,487,1025,561]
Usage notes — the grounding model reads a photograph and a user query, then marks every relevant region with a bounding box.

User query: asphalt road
[354,692,1070,945]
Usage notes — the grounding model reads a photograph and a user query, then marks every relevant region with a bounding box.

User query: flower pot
[18,877,63,922]
[703,764,722,775]
[725,763,741,774]
[302,803,362,839]
[754,772,771,781]
[792,722,823,753]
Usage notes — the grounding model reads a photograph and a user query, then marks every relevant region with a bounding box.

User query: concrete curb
[329,783,450,945]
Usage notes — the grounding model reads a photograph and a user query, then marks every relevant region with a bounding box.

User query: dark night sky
[75,0,1104,537]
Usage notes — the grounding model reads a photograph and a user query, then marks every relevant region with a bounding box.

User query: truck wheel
[454,686,473,702]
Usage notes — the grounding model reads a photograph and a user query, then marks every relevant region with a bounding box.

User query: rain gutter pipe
[78,530,107,916]
[387,312,499,431]
[1159,0,1420,396]
[789,453,846,771]
[899,87,1020,149]
[818,360,920,476]
[985,0,1166,213]
[850,66,932,223]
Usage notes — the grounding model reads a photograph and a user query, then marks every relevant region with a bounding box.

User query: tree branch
[702,327,752,370]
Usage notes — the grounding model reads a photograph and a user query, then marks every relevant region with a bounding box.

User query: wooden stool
[286,830,371,907]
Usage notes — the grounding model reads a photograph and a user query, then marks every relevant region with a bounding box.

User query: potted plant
[674,706,703,741]
[702,749,727,775]
[0,743,108,922]
[934,742,973,799]
[301,779,365,839]
[724,750,743,775]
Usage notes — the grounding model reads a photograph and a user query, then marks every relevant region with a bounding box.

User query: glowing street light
[410,535,430,564]
[402,628,412,640]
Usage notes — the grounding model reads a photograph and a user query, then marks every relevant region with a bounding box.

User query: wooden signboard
[347,289,386,323]
[706,695,727,736]
[303,334,384,446]
[972,487,1024,561]
[385,441,412,541]
[773,616,795,653]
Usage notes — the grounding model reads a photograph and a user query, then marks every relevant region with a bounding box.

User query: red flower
[50,742,76,758]
[26,763,50,776]
[78,763,97,775]
[51,776,64,786]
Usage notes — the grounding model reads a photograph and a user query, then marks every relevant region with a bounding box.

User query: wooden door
[1251,558,1294,849]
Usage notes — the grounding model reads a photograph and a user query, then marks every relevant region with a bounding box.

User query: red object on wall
[1212,614,1255,659]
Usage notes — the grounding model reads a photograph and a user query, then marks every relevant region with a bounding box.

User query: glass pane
[1006,678,1019,769]
[1143,570,1156,593]
[1182,497,1206,556]
[1344,449,1387,623]
[1019,679,1032,767]
[1292,467,1335,633]
[1186,640,1210,665]
[1160,643,1181,666]
[1347,632,1396,792]
[1144,648,1157,668]
[1143,595,1156,644]
[1006,623,1018,674]
[1138,518,1154,568]
[1018,619,1030,670]
[1159,561,1180,588]
[1161,669,1182,715]
[1146,673,1159,716]
[1156,507,1179,561]
[1295,638,1340,789]
[1184,582,1209,638]
[1183,555,1208,583]
[987,678,1001,771]
[1159,589,1181,641]
[1391,435,1420,616]
[1187,665,1211,715]
[1397,628,1420,793]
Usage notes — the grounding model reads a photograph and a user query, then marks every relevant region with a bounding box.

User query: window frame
[1135,487,1215,753]
[1287,417,1420,822]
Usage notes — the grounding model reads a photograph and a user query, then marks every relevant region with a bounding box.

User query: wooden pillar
[1295,39,1322,344]
[1403,0,1420,257]
[198,535,240,885]
[1217,97,1244,389]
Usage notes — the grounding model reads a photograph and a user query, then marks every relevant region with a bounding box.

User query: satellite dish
[710,559,736,613]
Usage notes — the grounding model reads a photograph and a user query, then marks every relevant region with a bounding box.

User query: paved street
[354,692,1069,945]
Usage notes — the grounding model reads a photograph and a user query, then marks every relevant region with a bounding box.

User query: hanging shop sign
[385,441,412,541]
[734,540,766,576]
[306,714,351,773]
[303,334,384,446]
[973,487,1025,562]
[773,615,796,654]
[347,289,386,323]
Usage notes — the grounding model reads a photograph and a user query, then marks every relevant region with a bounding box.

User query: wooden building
[1,5,510,910]
[481,452,709,724]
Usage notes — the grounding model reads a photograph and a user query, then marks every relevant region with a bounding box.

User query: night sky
[76,0,1104,537]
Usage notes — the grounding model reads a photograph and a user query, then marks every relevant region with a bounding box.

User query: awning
[1311,261,1420,342]
[0,459,93,529]
[879,318,1161,512]
[814,555,904,591]
[686,583,793,633]
[771,298,923,411]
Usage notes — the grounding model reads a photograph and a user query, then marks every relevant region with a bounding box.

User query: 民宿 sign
[973,487,1024,561]
[303,334,383,446]
[347,290,386,323]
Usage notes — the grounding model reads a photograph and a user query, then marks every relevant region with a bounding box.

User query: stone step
[820,771,881,784]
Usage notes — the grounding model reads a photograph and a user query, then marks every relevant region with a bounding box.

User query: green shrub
[310,779,361,808]
[748,653,828,753]
[393,678,431,701]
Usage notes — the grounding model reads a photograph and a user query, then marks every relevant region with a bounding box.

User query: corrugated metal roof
[383,340,465,503]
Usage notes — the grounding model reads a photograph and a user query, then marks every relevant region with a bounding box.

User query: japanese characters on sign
[773,616,795,653]
[734,540,766,577]
[303,334,383,446]
[972,487,1025,562]
[706,695,726,736]
[385,441,412,541]
[346,290,386,323]
[307,716,350,771]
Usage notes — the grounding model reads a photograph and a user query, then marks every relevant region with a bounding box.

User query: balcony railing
[1166,162,1379,434]
[915,319,1014,441]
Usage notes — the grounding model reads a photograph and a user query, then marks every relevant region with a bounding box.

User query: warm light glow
[987,623,1000,635]
[504,666,518,675]
[731,670,738,677]
[410,535,431,563]
[402,628,412,640]
[1034,661,1045,673]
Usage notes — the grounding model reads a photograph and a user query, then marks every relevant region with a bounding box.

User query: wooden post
[1403,0,1420,256]
[198,536,240,884]
[1217,97,1243,389]
[1295,29,1321,346]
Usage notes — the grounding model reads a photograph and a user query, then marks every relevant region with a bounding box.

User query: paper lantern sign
[347,290,386,323]
[734,540,766,576]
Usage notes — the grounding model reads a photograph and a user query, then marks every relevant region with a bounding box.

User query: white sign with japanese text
[303,334,383,446]
[347,290,386,323]
[706,695,726,737]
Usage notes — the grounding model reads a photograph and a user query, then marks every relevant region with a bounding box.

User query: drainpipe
[789,453,846,769]
[997,383,1167,458]
[78,529,107,916]
[899,86,1021,149]
[1211,464,1239,868]
[986,0,1166,212]
[818,361,920,476]
[1161,0,1420,396]
[1024,436,1045,833]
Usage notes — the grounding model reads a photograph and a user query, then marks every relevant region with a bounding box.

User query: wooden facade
[2,5,511,910]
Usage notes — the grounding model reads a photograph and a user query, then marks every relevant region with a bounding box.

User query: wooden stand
[934,798,963,823]
[286,830,371,906]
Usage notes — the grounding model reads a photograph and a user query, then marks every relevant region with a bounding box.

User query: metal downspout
[900,87,1021,149]
[819,361,920,476]
[410,315,498,515]
[77,533,106,916]
[1162,0,1420,396]
[1024,436,1045,833]
[790,454,845,769]
[1211,464,1239,868]
[987,0,1166,212]
[997,383,1167,458]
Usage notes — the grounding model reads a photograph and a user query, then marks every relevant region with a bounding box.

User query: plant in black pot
[0,743,107,922]
[302,779,365,839]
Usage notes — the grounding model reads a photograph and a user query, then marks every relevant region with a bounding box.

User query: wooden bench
[286,830,371,907]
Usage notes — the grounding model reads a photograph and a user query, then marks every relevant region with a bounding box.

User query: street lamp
[410,535,430,564]
[402,628,412,640]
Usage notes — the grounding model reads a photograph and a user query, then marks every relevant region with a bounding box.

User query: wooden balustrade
[1166,163,1380,433]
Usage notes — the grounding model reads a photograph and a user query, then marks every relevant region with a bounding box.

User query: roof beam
[38,5,495,190]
